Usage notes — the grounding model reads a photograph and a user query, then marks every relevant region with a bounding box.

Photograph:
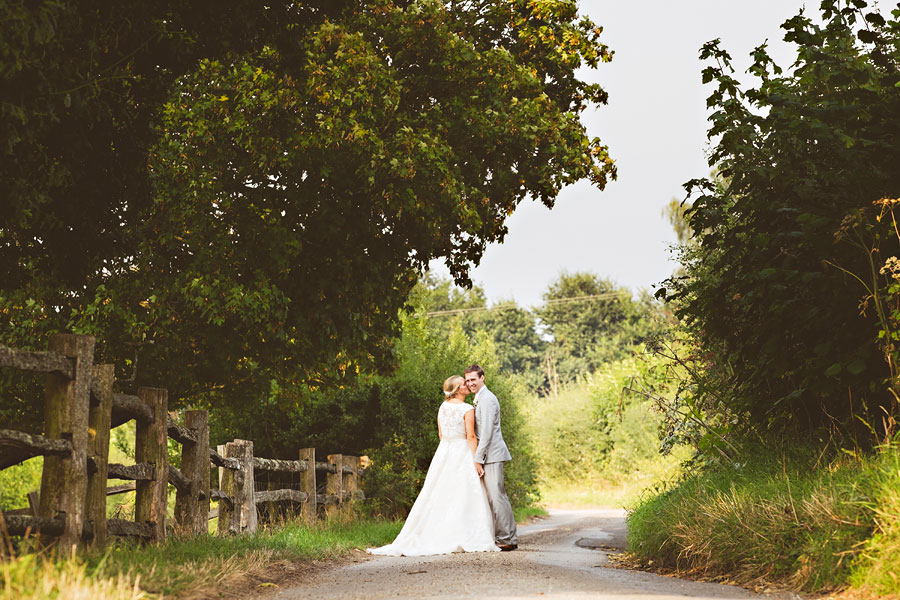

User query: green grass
[540,477,667,509]
[848,446,900,596]
[2,516,402,599]
[627,443,900,595]
[514,505,548,523]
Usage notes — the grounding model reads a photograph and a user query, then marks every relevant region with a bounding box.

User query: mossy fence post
[86,363,114,548]
[38,333,95,551]
[299,447,317,524]
[343,455,360,509]
[326,454,343,518]
[218,440,257,534]
[174,409,210,535]
[135,387,168,542]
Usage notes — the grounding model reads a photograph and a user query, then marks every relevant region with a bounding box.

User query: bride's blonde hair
[443,375,465,399]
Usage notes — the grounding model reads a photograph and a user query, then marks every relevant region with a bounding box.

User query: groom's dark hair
[463,364,484,378]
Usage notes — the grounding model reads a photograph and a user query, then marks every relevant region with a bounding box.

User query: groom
[465,364,518,551]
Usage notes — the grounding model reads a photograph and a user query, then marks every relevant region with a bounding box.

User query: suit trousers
[482,461,517,545]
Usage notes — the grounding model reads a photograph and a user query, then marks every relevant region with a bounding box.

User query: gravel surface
[261,509,802,600]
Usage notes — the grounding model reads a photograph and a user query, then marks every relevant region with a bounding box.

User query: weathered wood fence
[0,334,364,551]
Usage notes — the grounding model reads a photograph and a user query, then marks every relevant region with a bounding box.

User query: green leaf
[847,359,867,375]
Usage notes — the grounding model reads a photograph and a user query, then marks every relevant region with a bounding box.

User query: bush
[663,0,900,438]
[523,353,687,506]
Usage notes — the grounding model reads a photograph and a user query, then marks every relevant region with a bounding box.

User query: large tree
[539,272,662,384]
[1,1,615,424]
[408,275,546,388]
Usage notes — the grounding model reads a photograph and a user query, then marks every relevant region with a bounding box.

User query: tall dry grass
[627,443,900,594]
[849,446,900,596]
[0,515,401,599]
[1,553,147,600]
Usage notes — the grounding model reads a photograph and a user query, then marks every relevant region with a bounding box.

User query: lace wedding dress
[367,401,500,556]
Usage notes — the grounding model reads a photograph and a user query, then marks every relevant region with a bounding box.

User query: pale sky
[430,0,820,308]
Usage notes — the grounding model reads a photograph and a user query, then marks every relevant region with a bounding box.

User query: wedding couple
[367,365,519,556]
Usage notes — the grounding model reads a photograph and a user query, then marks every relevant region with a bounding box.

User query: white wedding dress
[367,401,500,556]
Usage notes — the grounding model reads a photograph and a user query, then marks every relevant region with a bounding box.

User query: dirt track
[255,509,800,600]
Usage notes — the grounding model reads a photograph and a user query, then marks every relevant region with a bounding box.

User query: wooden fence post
[175,410,209,536]
[342,455,359,511]
[135,387,168,542]
[326,454,343,519]
[299,448,316,525]
[217,444,235,536]
[234,439,257,533]
[39,333,95,550]
[220,440,256,534]
[86,364,114,548]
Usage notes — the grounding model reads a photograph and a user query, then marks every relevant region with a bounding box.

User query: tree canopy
[538,272,663,385]
[0,1,615,422]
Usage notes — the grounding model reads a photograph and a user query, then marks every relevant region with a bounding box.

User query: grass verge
[1,516,402,599]
[514,505,548,523]
[626,443,900,596]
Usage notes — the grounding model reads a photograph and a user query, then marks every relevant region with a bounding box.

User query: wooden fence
[0,334,364,551]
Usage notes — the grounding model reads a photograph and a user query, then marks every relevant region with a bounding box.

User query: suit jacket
[473,386,512,464]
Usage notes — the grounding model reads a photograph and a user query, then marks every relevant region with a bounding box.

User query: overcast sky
[430,0,822,307]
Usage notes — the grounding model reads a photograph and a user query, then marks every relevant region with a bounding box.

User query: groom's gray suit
[473,385,518,546]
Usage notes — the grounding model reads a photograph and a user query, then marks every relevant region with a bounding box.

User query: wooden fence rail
[0,335,366,552]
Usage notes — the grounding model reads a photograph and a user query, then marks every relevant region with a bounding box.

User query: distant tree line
[410,271,666,395]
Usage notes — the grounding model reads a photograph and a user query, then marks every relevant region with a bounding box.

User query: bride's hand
[475,462,484,478]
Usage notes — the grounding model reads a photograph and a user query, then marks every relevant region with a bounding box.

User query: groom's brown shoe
[497,543,517,551]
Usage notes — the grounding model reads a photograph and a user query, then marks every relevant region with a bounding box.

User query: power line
[423,291,629,318]
[425,303,519,318]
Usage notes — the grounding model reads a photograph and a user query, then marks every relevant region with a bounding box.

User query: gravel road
[261,509,799,600]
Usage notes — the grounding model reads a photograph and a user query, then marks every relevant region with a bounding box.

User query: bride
[367,375,500,556]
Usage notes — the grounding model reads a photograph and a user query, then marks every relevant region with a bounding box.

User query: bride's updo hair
[443,375,465,400]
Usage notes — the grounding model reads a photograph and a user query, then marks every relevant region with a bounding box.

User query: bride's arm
[437,415,442,440]
[464,410,477,455]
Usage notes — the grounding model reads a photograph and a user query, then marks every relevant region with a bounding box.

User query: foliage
[0,1,345,423]
[410,274,548,389]
[410,272,665,395]
[1,0,615,426]
[848,198,900,399]
[471,301,549,390]
[663,198,694,248]
[0,457,41,511]
[1,0,332,294]
[408,271,489,314]
[523,353,688,507]
[628,442,900,594]
[660,0,900,436]
[538,272,665,385]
